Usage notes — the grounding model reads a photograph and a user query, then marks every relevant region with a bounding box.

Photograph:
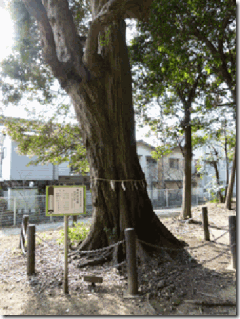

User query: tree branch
[22,0,59,68]
[22,0,90,86]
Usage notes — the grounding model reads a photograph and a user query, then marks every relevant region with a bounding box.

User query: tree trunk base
[73,210,186,268]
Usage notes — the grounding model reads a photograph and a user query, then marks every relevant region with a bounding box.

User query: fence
[147,187,210,208]
[0,188,211,227]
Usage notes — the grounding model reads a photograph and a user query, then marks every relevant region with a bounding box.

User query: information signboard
[46,185,86,216]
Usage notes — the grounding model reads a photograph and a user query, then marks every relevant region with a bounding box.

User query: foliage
[147,0,236,103]
[151,145,172,161]
[3,116,89,174]
[129,0,236,146]
[57,221,90,246]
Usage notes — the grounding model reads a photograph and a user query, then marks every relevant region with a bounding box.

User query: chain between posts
[68,239,125,257]
[35,234,126,270]
[138,229,230,252]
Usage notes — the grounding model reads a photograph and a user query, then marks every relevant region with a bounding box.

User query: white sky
[0,7,14,62]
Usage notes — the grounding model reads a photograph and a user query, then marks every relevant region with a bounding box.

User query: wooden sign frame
[46,185,86,216]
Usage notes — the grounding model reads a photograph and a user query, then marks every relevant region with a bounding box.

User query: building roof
[136,139,155,151]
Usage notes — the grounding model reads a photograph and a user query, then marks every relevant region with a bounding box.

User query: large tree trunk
[225,146,236,210]
[71,20,183,261]
[181,105,192,219]
[22,0,184,263]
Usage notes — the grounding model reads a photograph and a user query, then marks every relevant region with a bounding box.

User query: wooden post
[64,216,69,294]
[72,215,77,226]
[124,228,138,295]
[19,215,29,249]
[27,224,35,275]
[202,207,210,241]
[229,216,236,270]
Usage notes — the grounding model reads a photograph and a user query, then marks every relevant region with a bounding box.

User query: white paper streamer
[135,181,138,189]
[121,181,126,191]
[110,180,115,191]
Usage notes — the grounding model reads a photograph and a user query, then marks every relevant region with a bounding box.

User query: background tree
[0,0,185,264]
[130,0,236,216]
[130,18,211,219]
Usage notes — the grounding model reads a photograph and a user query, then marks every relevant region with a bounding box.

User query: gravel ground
[0,202,236,316]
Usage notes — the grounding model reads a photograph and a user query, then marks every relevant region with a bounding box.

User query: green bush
[57,221,90,246]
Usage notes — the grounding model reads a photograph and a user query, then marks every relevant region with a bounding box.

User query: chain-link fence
[0,188,212,227]
[147,187,211,209]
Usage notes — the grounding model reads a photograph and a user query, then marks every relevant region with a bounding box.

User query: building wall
[10,140,54,180]
[58,162,70,176]
[158,148,184,189]
[157,147,200,189]
[2,136,71,181]
[136,142,158,186]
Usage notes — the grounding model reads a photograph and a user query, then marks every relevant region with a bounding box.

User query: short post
[19,215,29,249]
[202,206,210,241]
[13,197,16,226]
[229,216,236,270]
[64,216,69,294]
[27,224,35,275]
[72,215,77,226]
[124,228,138,295]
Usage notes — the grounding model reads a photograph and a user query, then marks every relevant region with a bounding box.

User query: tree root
[77,249,112,268]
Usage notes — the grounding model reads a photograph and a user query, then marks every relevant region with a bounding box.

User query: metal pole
[124,228,138,295]
[13,197,16,226]
[229,216,236,270]
[64,215,69,294]
[166,189,168,207]
[27,224,35,275]
[202,206,210,241]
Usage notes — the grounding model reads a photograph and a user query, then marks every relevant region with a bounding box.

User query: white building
[136,140,158,187]
[1,133,70,181]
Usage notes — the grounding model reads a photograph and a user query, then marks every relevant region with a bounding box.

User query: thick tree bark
[181,105,192,219]
[23,0,184,263]
[70,20,182,260]
[225,146,236,210]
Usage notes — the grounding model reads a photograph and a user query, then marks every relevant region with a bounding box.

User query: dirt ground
[0,202,236,316]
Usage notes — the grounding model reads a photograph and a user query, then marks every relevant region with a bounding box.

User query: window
[169,158,179,169]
